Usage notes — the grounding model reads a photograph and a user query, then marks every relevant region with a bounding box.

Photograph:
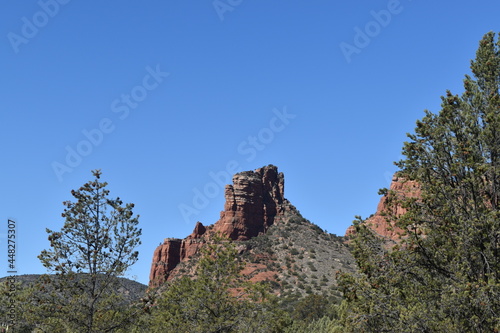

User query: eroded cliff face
[149,239,182,286]
[345,174,420,242]
[214,166,285,240]
[149,165,289,287]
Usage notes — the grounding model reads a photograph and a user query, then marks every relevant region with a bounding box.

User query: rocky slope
[345,174,420,242]
[149,165,356,298]
[149,165,288,286]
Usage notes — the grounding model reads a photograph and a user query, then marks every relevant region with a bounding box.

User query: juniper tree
[149,235,286,333]
[340,32,500,332]
[36,170,142,332]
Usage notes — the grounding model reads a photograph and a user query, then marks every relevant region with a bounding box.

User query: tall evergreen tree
[149,235,285,333]
[35,170,142,332]
[340,32,500,332]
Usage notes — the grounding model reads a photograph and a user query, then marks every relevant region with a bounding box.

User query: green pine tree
[34,170,142,332]
[149,235,286,333]
[340,32,500,332]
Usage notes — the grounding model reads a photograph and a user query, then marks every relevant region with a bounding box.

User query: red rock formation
[187,221,206,239]
[149,165,288,287]
[345,174,420,242]
[149,238,182,286]
[214,166,285,240]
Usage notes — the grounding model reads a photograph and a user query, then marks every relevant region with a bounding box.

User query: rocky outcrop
[188,221,206,239]
[149,238,181,286]
[149,225,208,287]
[213,166,286,240]
[149,165,289,287]
[345,174,420,242]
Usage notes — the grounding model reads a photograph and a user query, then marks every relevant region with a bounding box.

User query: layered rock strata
[149,165,288,287]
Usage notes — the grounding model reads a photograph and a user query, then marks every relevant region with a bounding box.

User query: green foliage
[310,224,324,235]
[291,294,330,323]
[32,170,143,332]
[149,235,287,332]
[0,278,38,332]
[280,297,348,333]
[283,316,344,333]
[340,32,500,332]
[39,170,141,277]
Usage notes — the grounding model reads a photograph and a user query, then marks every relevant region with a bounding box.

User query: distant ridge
[0,274,148,304]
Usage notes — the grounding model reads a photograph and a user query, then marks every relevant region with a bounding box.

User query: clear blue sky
[1,0,499,285]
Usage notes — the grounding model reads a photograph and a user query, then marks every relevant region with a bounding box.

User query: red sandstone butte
[345,174,420,242]
[214,166,285,241]
[149,165,288,287]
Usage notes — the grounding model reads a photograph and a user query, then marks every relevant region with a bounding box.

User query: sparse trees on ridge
[148,234,286,333]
